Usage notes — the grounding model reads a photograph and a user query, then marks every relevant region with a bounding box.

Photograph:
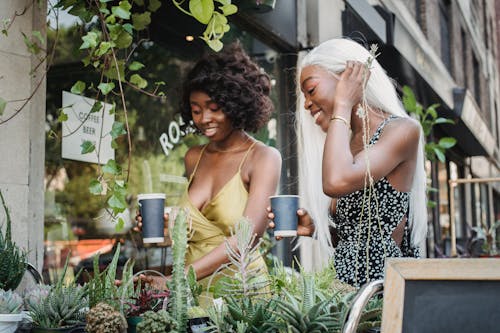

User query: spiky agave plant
[270,274,344,333]
[0,190,27,291]
[208,217,270,299]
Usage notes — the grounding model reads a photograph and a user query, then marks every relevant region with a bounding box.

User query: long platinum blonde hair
[296,38,427,252]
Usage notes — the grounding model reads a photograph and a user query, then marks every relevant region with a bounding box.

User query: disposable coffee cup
[138,193,166,243]
[270,195,300,237]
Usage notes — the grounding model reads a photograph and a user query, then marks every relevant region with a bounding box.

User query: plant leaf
[81,140,96,154]
[148,0,162,11]
[132,12,151,30]
[110,121,127,139]
[433,147,445,162]
[80,31,99,49]
[90,101,103,113]
[129,73,148,89]
[112,0,132,19]
[103,159,121,175]
[58,111,68,122]
[220,4,237,16]
[70,80,86,95]
[189,0,214,24]
[434,117,454,124]
[89,179,104,195]
[438,137,457,149]
[128,61,145,71]
[98,82,115,95]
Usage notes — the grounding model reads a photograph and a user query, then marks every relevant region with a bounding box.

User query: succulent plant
[27,284,88,329]
[136,309,175,333]
[0,289,23,314]
[0,190,27,291]
[23,284,51,311]
[86,302,127,333]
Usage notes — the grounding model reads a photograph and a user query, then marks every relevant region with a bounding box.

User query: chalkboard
[381,258,500,333]
[402,280,500,333]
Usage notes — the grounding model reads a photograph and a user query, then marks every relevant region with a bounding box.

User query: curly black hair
[180,42,273,133]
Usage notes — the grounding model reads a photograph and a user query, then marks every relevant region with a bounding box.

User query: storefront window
[44,21,282,282]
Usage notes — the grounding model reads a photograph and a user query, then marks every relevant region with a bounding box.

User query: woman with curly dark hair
[138,43,281,298]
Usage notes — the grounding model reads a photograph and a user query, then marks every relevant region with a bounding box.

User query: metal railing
[341,279,384,333]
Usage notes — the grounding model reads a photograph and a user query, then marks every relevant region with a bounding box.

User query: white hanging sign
[61,91,115,164]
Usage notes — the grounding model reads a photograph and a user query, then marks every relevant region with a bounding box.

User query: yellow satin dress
[178,142,269,303]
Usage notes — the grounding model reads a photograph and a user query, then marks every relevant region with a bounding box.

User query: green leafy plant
[402,85,457,162]
[0,190,27,291]
[85,243,135,310]
[26,258,88,329]
[402,85,457,208]
[0,289,23,314]
[471,220,500,256]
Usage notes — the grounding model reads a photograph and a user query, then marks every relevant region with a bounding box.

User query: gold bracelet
[330,115,350,128]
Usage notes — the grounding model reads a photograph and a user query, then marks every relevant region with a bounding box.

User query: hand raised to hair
[333,60,370,113]
[267,206,315,240]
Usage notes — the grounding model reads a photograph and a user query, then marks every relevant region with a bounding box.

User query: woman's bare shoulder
[184,144,205,168]
[251,141,282,164]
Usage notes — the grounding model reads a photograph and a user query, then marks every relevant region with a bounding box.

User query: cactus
[0,190,27,291]
[136,309,175,333]
[0,289,23,314]
[86,302,127,333]
[169,208,189,332]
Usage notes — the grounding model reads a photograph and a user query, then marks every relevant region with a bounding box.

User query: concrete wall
[0,0,46,271]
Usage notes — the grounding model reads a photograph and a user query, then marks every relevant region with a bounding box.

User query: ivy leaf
[148,0,162,12]
[129,73,148,89]
[122,23,133,34]
[89,179,104,195]
[220,4,237,15]
[95,41,112,56]
[190,0,214,24]
[70,80,86,95]
[81,140,96,154]
[115,218,125,232]
[58,111,68,122]
[438,137,457,149]
[104,60,125,81]
[103,159,121,175]
[114,30,133,49]
[108,194,127,214]
[110,121,127,139]
[215,0,230,5]
[132,12,151,30]
[100,0,114,2]
[112,1,132,20]
[204,38,223,52]
[98,82,115,95]
[90,101,103,113]
[128,61,144,71]
[0,97,6,116]
[133,0,144,5]
[80,31,98,49]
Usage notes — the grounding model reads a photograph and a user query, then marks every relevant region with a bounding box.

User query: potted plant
[124,285,169,333]
[0,289,24,333]
[85,302,127,333]
[0,190,27,292]
[471,220,500,257]
[26,259,88,333]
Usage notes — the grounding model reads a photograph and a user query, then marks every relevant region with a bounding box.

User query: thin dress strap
[188,144,208,183]
[238,141,258,171]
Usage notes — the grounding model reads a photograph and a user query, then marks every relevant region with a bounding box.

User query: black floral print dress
[330,115,419,287]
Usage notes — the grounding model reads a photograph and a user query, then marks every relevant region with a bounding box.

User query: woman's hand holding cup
[267,206,315,240]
